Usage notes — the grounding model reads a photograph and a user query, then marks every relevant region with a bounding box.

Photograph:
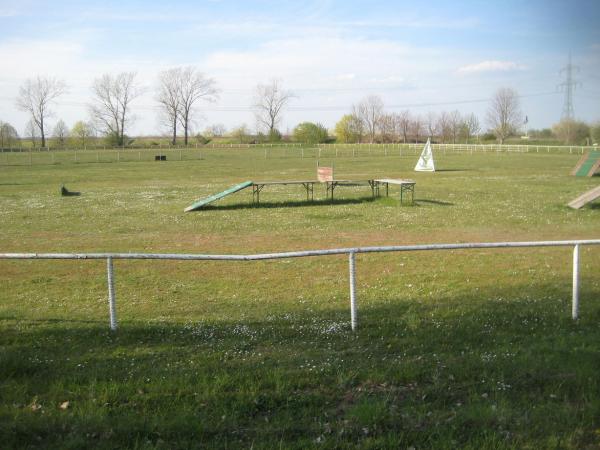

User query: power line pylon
[558,53,580,120]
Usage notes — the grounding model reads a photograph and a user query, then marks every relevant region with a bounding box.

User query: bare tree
[448,110,462,144]
[436,112,451,143]
[203,123,226,139]
[425,112,438,140]
[156,68,182,145]
[253,79,294,137]
[379,113,397,143]
[0,121,19,149]
[15,76,66,148]
[463,113,480,143]
[25,119,40,146]
[353,95,384,143]
[177,67,219,145]
[89,72,141,146]
[487,88,522,144]
[397,110,411,143]
[53,119,69,147]
[410,116,424,143]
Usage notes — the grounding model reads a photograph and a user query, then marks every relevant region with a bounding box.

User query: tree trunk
[172,116,177,146]
[184,115,189,145]
[40,117,45,148]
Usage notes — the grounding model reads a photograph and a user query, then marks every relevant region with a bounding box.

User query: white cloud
[203,37,429,89]
[457,60,526,75]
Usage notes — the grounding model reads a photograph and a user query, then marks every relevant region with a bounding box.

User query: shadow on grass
[197,196,377,211]
[1,286,599,448]
[415,198,454,206]
[0,315,103,325]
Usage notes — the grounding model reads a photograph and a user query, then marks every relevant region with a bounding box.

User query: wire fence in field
[0,142,595,167]
[1,239,598,331]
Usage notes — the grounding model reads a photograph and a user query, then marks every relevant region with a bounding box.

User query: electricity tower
[558,53,580,120]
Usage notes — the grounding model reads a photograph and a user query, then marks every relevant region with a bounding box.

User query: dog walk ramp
[184,181,253,212]
[568,185,600,209]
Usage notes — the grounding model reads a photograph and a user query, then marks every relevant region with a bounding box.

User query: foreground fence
[2,239,598,331]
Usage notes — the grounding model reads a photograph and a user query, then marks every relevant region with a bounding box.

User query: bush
[293,122,329,144]
[268,129,282,142]
[104,132,129,147]
[194,134,211,145]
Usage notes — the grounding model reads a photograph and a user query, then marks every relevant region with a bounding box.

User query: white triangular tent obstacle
[414,138,435,172]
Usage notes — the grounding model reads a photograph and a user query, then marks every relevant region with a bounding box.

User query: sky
[0,0,599,137]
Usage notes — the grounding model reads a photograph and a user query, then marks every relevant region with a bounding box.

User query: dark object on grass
[60,185,81,196]
[155,155,167,161]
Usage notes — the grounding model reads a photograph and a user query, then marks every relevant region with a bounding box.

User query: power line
[0,91,561,113]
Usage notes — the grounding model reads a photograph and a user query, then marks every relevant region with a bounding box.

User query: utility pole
[557,53,580,120]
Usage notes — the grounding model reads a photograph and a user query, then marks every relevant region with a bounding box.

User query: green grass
[1,150,599,449]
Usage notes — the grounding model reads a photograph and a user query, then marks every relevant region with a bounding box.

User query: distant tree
[334,114,363,143]
[293,122,328,144]
[397,110,411,143]
[90,72,142,146]
[487,88,522,144]
[230,124,250,143]
[552,119,590,145]
[541,128,553,139]
[253,79,294,136]
[591,123,600,144]
[52,119,69,147]
[425,112,438,140]
[267,128,282,142]
[177,67,218,146]
[353,95,384,143]
[448,110,462,144]
[0,121,19,148]
[436,111,451,143]
[207,123,226,137]
[71,121,93,147]
[16,76,66,148]
[463,113,481,143]
[156,68,182,145]
[194,133,210,145]
[25,119,40,146]
[379,113,398,143]
[410,116,424,143]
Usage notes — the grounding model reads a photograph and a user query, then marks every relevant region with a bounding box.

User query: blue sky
[0,0,598,136]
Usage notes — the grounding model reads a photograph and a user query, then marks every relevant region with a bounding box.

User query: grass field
[1,149,599,449]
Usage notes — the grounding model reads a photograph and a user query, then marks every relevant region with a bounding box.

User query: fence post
[348,252,357,331]
[572,244,580,320]
[107,257,118,331]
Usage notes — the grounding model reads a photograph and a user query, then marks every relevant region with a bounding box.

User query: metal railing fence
[1,239,599,331]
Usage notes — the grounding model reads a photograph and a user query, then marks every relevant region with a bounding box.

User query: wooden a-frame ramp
[571,150,600,177]
[567,185,600,209]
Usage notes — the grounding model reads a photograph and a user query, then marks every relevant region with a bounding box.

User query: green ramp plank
[575,151,600,177]
[184,181,253,212]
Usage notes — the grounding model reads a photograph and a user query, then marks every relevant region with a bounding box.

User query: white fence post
[107,257,118,330]
[349,252,357,331]
[572,244,580,320]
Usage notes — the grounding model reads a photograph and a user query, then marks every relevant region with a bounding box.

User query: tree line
[2,71,599,149]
